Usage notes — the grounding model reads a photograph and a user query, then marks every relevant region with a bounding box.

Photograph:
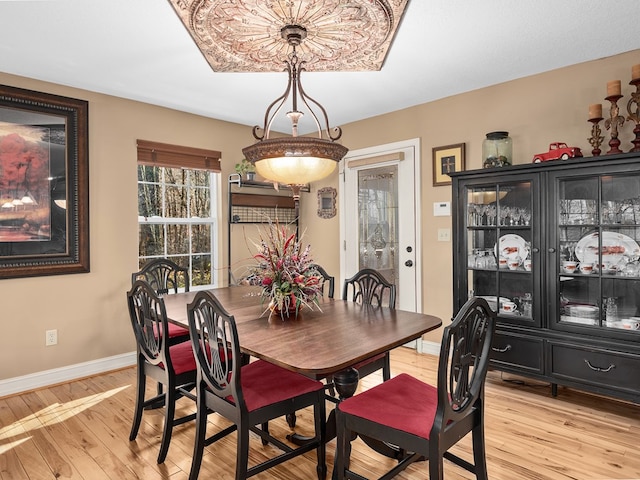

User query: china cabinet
[451,153,640,404]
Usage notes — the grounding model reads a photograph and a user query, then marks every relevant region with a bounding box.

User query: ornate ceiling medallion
[167,0,410,72]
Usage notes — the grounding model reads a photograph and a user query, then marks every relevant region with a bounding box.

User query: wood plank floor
[1,347,639,479]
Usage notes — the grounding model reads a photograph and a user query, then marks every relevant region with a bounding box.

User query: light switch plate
[437,228,451,242]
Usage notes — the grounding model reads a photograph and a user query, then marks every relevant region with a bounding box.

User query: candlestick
[605,94,625,154]
[588,117,604,156]
[627,78,640,152]
[607,80,622,97]
[589,103,602,120]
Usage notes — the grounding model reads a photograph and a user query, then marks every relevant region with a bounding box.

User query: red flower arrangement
[251,220,323,318]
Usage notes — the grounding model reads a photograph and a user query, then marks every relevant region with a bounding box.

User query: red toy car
[532,143,583,163]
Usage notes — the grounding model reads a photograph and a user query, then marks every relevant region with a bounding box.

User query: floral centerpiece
[250,220,323,318]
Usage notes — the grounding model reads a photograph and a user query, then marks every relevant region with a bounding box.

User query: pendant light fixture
[242,25,348,199]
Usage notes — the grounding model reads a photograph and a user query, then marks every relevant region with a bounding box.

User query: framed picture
[0,85,89,279]
[432,143,465,186]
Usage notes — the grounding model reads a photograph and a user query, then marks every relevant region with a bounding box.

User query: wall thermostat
[433,201,451,216]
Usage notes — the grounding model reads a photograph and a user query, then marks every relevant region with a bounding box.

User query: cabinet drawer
[490,331,543,373]
[550,343,640,394]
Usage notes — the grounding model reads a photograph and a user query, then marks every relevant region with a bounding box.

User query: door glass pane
[357,165,398,300]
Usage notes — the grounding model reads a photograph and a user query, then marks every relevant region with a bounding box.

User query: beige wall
[0,73,251,379]
[1,48,639,382]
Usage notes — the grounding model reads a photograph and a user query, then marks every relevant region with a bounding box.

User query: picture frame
[317,186,336,219]
[0,84,89,279]
[432,143,465,186]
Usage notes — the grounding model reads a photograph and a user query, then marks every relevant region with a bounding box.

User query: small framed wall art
[432,143,465,186]
[317,187,336,219]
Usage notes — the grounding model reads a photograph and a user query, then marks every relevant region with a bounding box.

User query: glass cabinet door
[555,172,640,334]
[465,180,536,325]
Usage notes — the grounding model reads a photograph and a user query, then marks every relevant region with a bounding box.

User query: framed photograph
[432,143,465,186]
[0,85,89,278]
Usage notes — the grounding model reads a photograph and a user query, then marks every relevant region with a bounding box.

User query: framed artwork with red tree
[0,84,89,278]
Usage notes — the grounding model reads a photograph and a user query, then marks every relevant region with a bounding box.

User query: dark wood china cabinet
[451,153,640,404]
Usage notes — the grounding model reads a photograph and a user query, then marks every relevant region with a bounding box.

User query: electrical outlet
[46,329,58,346]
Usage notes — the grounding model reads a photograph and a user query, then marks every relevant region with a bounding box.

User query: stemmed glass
[485,205,497,225]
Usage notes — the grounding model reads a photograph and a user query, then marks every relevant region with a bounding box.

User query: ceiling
[1,0,639,135]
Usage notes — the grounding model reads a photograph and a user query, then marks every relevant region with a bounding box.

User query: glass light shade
[254,156,337,185]
[242,136,347,185]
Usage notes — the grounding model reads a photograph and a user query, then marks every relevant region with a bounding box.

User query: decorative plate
[495,234,529,262]
[574,231,640,265]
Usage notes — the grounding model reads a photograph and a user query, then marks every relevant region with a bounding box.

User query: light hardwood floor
[1,347,639,479]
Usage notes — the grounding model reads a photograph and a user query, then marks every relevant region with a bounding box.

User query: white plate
[495,234,529,262]
[574,231,640,265]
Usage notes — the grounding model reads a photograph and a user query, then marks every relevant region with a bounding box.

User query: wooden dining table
[162,285,442,381]
[163,285,442,467]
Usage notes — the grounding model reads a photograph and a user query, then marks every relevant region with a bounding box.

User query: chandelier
[242,25,348,196]
[166,0,411,193]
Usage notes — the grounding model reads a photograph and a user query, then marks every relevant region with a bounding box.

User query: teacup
[562,260,578,274]
[501,301,517,313]
[620,318,640,330]
[498,257,508,269]
[578,262,593,274]
[524,259,532,271]
[507,259,520,270]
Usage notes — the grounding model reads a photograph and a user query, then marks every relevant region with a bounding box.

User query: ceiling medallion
[167,0,410,72]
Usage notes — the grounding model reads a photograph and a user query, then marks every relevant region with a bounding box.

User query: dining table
[162,285,442,461]
[163,285,442,380]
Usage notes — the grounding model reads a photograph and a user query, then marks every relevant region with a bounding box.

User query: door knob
[405,260,413,267]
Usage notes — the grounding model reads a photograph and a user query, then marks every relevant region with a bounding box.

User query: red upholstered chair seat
[153,322,190,340]
[161,341,197,375]
[338,373,437,439]
[236,360,325,412]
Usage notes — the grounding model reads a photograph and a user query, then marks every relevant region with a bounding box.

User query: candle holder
[605,94,625,154]
[627,78,640,152]
[587,117,604,156]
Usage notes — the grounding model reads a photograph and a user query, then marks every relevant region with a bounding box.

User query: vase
[269,298,300,318]
[483,131,512,168]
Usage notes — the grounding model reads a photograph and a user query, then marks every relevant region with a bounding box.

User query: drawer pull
[584,359,616,373]
[492,344,512,353]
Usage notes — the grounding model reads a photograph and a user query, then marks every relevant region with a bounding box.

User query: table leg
[287,368,359,445]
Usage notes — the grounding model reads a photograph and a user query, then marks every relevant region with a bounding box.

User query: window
[137,165,218,289]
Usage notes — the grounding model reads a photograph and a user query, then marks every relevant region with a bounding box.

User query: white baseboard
[417,339,440,356]
[0,352,136,398]
[1,341,441,398]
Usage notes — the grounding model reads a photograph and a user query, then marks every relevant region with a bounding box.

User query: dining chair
[132,258,191,344]
[341,268,396,381]
[126,280,197,464]
[187,290,327,480]
[310,263,335,299]
[334,296,496,480]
